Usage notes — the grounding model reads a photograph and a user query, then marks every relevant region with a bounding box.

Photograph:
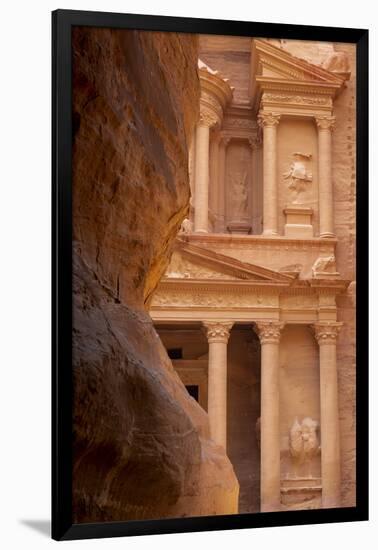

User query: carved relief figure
[179,217,193,235]
[290,417,320,473]
[230,170,248,220]
[322,51,350,76]
[312,255,337,277]
[283,152,312,203]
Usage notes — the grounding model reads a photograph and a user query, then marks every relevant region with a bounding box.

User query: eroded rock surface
[72,27,239,523]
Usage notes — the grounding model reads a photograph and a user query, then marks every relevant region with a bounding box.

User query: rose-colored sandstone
[72,27,239,523]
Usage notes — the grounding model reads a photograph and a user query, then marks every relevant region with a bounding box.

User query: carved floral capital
[311,322,343,345]
[254,321,285,344]
[257,111,281,129]
[203,321,234,343]
[315,116,336,131]
[198,106,219,128]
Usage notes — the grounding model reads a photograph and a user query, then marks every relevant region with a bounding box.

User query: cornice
[181,233,337,248]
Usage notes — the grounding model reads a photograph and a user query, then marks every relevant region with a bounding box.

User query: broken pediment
[250,39,346,111]
[163,239,295,283]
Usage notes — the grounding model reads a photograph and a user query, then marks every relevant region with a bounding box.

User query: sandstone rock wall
[72,27,239,523]
[332,43,357,508]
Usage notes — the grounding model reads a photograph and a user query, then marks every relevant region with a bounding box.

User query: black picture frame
[52,9,369,541]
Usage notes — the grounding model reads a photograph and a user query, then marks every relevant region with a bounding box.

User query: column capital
[203,321,234,343]
[311,321,343,345]
[258,111,281,129]
[255,321,285,344]
[199,106,219,128]
[315,115,336,131]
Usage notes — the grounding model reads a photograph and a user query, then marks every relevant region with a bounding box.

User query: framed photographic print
[52,9,368,541]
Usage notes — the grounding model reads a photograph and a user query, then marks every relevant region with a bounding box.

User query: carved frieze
[280,294,316,308]
[262,93,332,107]
[151,290,278,308]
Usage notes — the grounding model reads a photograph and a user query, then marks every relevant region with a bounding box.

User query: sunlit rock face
[72,27,239,523]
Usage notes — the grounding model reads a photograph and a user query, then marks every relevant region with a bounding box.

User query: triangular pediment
[252,39,345,84]
[250,39,346,108]
[163,239,294,283]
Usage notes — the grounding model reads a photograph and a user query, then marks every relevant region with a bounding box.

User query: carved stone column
[194,114,214,233]
[249,136,260,234]
[316,116,336,238]
[312,321,343,508]
[255,321,285,512]
[203,321,234,449]
[188,132,195,197]
[217,137,230,232]
[258,112,281,236]
[194,61,233,234]
[209,132,220,226]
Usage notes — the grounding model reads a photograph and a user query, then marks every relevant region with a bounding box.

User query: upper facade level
[185,37,351,240]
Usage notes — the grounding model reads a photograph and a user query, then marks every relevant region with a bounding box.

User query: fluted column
[203,321,234,449]
[255,321,284,512]
[312,321,343,508]
[258,112,281,236]
[316,116,336,238]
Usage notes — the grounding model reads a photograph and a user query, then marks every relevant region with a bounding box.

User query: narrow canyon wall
[72,27,239,523]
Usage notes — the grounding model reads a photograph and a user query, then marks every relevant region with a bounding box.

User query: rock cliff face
[72,27,239,523]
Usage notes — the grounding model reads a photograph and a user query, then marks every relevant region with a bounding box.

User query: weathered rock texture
[72,27,239,523]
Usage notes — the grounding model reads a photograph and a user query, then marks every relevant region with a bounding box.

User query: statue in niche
[283,152,313,204]
[230,170,248,220]
[289,417,320,476]
[179,217,192,235]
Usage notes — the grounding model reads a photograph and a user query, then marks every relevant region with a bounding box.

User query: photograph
[51,9,368,540]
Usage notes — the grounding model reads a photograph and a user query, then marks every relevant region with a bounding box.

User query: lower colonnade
[160,317,343,512]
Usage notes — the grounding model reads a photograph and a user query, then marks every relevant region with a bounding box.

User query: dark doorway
[185,385,199,402]
[167,348,183,359]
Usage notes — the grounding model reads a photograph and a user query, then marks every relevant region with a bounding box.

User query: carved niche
[225,141,252,230]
